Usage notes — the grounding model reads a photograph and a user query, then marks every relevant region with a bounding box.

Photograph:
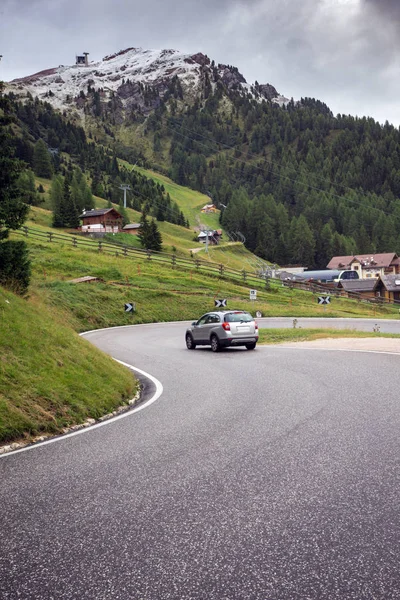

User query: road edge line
[0,362,163,459]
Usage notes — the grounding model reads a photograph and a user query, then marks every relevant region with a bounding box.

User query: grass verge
[258,328,400,344]
[0,286,138,445]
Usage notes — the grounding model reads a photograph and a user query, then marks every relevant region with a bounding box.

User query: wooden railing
[14,226,400,308]
[14,226,276,290]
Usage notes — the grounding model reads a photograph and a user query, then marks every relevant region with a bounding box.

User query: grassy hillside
[13,207,399,332]
[2,212,396,446]
[119,161,222,230]
[33,168,270,271]
[3,175,398,447]
[31,142,274,274]
[0,286,138,445]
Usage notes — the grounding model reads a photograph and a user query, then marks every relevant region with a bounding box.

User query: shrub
[0,240,31,294]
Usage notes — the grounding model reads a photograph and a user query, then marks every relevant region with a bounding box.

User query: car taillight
[222,322,231,331]
[255,321,258,330]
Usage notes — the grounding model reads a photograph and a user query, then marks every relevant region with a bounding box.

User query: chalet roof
[79,208,122,219]
[338,279,379,292]
[122,223,141,230]
[327,253,398,270]
[326,256,354,269]
[380,275,400,292]
[198,230,221,238]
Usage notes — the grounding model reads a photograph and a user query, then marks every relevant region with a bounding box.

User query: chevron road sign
[318,296,331,305]
[124,303,136,312]
[215,299,227,308]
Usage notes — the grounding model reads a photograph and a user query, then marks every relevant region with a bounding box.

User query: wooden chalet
[327,253,400,279]
[338,275,400,304]
[379,275,400,303]
[337,278,381,300]
[122,223,141,235]
[79,208,123,234]
[201,204,217,213]
[197,229,222,245]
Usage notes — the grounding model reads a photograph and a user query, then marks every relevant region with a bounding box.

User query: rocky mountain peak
[7,46,289,116]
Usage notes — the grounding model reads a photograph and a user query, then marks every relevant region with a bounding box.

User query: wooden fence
[14,226,400,308]
[15,226,274,290]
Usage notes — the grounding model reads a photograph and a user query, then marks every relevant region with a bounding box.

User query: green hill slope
[119,161,221,230]
[2,208,397,446]
[4,86,400,449]
[32,172,265,267]
[0,286,137,445]
[13,209,398,332]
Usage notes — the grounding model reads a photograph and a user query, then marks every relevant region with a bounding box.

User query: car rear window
[224,312,253,323]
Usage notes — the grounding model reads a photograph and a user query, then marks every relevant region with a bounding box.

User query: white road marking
[0,362,163,458]
[3,323,399,458]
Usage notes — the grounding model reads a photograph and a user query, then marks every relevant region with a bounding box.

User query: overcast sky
[1,0,399,126]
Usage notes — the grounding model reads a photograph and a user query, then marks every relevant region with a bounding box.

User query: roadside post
[318,296,331,312]
[124,303,136,313]
[215,299,227,308]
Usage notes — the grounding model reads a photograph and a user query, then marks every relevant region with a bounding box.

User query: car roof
[206,310,252,315]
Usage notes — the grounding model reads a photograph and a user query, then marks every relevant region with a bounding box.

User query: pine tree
[118,200,129,227]
[71,169,84,213]
[148,219,162,251]
[50,175,64,227]
[62,176,80,228]
[0,82,30,291]
[138,209,151,249]
[91,171,104,197]
[16,169,40,206]
[288,215,316,267]
[83,184,94,211]
[65,199,80,229]
[0,83,29,240]
[33,139,53,178]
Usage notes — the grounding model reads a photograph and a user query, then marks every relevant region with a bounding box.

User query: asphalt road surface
[257,315,400,333]
[1,319,400,599]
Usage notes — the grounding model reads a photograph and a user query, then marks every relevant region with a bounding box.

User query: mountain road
[1,319,399,599]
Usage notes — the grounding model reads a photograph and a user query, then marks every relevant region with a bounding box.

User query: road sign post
[215,299,227,308]
[317,296,331,312]
[125,303,136,313]
[250,289,257,301]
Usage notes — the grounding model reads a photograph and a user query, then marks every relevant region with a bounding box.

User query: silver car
[185,310,259,352]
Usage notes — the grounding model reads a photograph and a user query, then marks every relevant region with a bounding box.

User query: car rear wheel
[186,333,196,350]
[210,335,220,353]
[246,343,256,350]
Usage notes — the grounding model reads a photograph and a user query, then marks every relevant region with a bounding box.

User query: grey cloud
[365,0,400,19]
[0,0,399,125]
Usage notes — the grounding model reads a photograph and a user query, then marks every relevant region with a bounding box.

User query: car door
[207,313,221,338]
[192,314,210,343]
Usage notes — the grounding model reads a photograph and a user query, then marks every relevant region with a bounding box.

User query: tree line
[6,93,189,229]
[146,84,400,267]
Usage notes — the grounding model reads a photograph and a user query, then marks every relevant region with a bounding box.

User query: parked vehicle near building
[294,269,359,283]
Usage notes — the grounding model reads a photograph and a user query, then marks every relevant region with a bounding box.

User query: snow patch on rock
[6,46,289,113]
